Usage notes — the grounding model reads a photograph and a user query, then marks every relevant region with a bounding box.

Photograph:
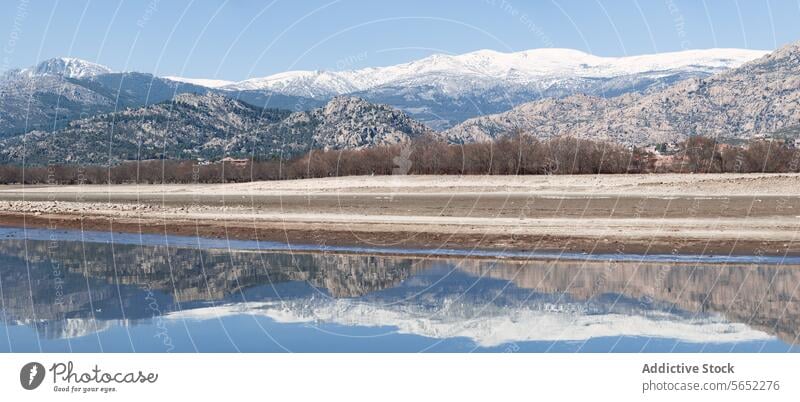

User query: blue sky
[2,0,799,80]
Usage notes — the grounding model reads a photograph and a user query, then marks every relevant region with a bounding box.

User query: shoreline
[2,174,800,260]
[2,212,799,262]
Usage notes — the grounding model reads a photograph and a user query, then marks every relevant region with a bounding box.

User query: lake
[0,227,798,352]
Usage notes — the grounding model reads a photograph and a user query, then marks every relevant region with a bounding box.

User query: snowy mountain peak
[223,70,363,98]
[23,57,113,79]
[214,47,768,99]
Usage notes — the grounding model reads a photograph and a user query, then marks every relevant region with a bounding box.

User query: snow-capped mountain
[0,58,319,137]
[223,48,766,95]
[222,70,367,96]
[15,57,113,79]
[209,48,767,128]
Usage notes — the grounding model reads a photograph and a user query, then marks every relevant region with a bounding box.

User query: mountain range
[445,42,800,145]
[0,47,763,138]
[170,48,766,129]
[0,94,430,164]
[1,43,798,164]
[0,59,320,138]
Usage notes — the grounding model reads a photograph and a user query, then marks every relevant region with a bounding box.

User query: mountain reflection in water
[0,234,798,352]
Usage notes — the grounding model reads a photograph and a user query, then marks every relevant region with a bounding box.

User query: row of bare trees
[670,136,800,173]
[0,134,798,184]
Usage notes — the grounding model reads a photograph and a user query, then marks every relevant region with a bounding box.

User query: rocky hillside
[0,94,431,164]
[306,96,431,149]
[445,41,800,145]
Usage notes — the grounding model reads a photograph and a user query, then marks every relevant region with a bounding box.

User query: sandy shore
[2,173,800,256]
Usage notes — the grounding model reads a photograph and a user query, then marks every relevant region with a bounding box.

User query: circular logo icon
[20,362,45,390]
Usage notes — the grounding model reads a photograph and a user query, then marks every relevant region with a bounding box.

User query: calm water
[0,227,798,352]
